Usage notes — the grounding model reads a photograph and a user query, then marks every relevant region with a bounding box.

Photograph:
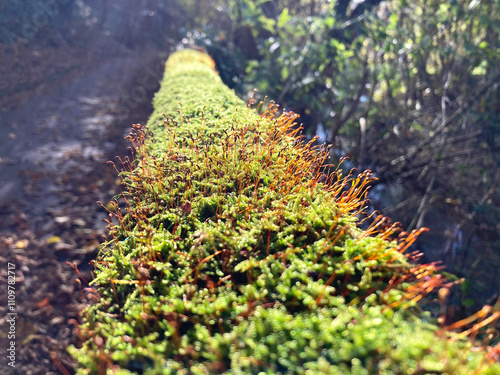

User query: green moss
[69,49,500,374]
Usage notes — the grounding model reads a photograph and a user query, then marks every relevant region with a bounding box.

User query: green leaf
[324,16,335,29]
[388,13,398,29]
[245,0,256,13]
[281,65,289,80]
[478,41,488,49]
[278,8,291,28]
[259,15,275,33]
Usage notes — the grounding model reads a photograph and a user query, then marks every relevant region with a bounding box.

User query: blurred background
[0,0,498,373]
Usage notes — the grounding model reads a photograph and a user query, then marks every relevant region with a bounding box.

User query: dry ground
[0,29,171,374]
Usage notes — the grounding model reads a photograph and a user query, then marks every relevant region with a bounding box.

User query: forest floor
[0,28,170,374]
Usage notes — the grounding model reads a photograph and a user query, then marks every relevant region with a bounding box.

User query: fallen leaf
[54,243,73,252]
[73,218,86,226]
[54,216,70,224]
[37,297,51,308]
[47,236,62,244]
[15,239,29,249]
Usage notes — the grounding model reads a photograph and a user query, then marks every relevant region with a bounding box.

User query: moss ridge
[70,49,500,374]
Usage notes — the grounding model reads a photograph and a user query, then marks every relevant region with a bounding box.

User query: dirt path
[0,33,170,374]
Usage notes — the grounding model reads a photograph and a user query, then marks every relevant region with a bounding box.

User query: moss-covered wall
[69,49,499,374]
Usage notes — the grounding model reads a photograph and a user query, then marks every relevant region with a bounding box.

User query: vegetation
[3,0,497,373]
[69,49,500,374]
[183,0,500,315]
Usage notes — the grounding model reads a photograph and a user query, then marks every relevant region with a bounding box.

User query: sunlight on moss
[69,49,500,374]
